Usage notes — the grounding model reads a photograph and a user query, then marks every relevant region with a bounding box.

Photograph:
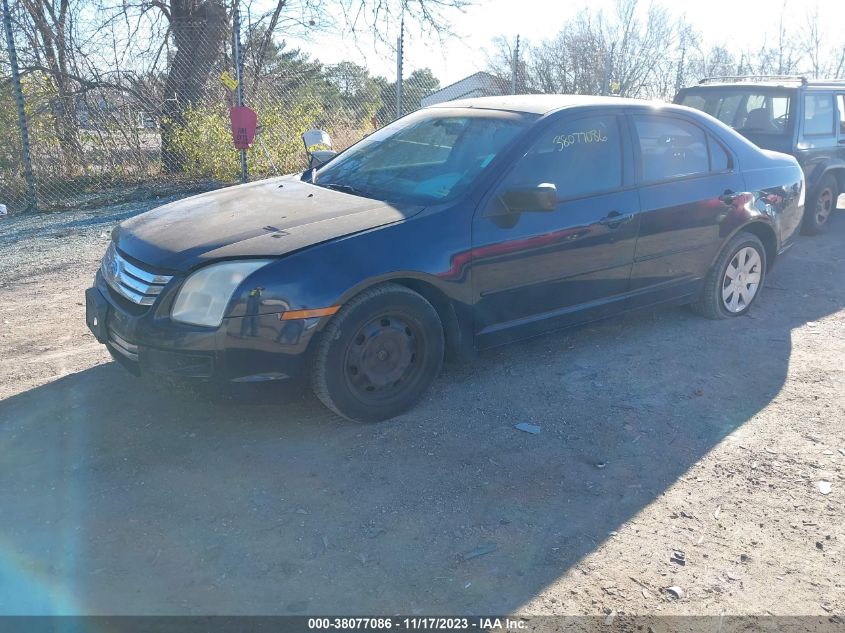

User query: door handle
[599,211,634,227]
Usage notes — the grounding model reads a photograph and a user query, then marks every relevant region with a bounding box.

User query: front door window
[502,114,623,200]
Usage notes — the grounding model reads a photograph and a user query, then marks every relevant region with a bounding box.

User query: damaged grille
[101,243,172,306]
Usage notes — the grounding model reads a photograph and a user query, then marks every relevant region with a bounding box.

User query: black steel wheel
[311,283,444,422]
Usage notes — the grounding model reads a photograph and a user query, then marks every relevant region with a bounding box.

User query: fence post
[511,34,520,94]
[2,0,38,211]
[395,18,404,119]
[232,1,248,183]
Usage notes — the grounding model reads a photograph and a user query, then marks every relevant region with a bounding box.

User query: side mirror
[495,183,557,215]
[308,149,338,169]
[303,128,335,169]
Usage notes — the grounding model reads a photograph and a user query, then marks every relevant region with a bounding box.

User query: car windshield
[314,109,536,204]
[678,89,793,135]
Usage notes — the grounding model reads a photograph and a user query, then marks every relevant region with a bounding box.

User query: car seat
[743,108,775,132]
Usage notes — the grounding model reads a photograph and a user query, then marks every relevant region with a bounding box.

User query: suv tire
[802,174,839,235]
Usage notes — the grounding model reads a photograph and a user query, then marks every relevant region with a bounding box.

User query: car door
[627,113,746,308]
[471,111,640,347]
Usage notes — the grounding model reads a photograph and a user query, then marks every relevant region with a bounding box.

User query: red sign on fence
[229,106,257,150]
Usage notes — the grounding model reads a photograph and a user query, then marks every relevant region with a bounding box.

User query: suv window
[677,90,792,135]
[837,95,845,135]
[803,93,835,136]
[503,114,622,199]
[634,116,709,181]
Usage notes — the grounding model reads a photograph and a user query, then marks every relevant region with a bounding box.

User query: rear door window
[803,93,835,136]
[633,116,709,182]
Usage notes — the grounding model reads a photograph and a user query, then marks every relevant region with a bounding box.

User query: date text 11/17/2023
[306,617,528,630]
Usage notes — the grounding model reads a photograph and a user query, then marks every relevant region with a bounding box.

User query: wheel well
[388,278,466,358]
[828,168,844,196]
[739,222,778,268]
[813,168,844,197]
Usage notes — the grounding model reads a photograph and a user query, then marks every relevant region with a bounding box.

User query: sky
[280,0,845,85]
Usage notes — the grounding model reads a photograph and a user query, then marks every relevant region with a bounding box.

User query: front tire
[693,232,767,319]
[311,283,444,422]
[801,174,839,235]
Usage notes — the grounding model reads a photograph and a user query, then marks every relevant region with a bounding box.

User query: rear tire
[692,232,767,320]
[311,283,444,422]
[801,174,839,235]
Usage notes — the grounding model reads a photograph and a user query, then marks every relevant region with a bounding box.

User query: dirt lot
[0,200,843,617]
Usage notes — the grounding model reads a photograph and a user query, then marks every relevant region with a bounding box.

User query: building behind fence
[0,2,525,215]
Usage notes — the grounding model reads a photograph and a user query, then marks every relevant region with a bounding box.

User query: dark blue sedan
[86,95,805,421]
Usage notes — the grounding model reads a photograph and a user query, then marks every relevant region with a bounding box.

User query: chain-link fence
[0,1,513,215]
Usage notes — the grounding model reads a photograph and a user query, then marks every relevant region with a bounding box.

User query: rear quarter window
[708,136,732,172]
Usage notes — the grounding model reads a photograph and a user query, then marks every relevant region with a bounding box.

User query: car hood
[114,176,421,272]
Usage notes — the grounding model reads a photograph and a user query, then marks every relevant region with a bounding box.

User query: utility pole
[395,17,404,118]
[2,0,38,211]
[511,34,520,94]
[232,1,248,183]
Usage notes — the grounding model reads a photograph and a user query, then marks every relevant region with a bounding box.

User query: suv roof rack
[699,75,808,85]
[804,79,845,87]
[699,76,845,87]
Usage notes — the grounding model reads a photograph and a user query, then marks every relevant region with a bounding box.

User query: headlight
[171,260,272,327]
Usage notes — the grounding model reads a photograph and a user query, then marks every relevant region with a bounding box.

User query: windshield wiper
[317,182,371,198]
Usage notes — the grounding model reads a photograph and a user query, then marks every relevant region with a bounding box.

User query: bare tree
[804,5,823,79]
[500,0,686,100]
[486,0,845,102]
[832,46,845,79]
[17,0,82,161]
[16,0,468,174]
[484,35,518,83]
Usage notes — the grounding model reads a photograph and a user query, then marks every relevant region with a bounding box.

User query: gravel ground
[0,200,843,617]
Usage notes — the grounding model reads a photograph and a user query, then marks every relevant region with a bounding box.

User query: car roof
[426,94,668,115]
[428,93,775,169]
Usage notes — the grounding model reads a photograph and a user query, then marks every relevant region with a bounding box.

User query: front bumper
[86,272,318,383]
